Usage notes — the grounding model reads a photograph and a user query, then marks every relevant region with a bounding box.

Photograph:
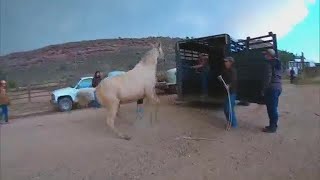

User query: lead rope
[226,87,232,129]
[217,75,233,129]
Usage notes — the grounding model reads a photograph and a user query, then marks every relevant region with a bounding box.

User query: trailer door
[232,49,268,104]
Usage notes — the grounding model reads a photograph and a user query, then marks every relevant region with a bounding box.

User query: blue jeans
[265,88,282,129]
[0,104,9,122]
[92,91,101,108]
[200,70,209,96]
[224,93,237,127]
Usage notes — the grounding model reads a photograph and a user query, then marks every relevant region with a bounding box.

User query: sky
[0,0,319,62]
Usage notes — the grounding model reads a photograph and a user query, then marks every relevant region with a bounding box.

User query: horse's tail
[76,88,95,107]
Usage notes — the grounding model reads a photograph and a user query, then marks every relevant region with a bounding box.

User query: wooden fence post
[27,84,31,102]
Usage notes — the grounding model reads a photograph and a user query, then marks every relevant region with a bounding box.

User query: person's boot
[262,126,277,133]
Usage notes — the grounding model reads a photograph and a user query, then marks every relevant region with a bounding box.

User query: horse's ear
[155,41,161,49]
[151,42,161,49]
[150,43,156,48]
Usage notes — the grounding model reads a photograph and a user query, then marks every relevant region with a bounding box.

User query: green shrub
[7,80,17,89]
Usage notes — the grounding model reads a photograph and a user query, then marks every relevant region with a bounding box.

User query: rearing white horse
[77,42,164,140]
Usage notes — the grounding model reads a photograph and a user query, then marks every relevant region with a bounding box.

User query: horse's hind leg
[116,104,120,117]
[145,88,160,125]
[106,102,131,140]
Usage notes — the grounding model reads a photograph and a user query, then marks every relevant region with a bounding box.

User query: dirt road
[1,84,319,180]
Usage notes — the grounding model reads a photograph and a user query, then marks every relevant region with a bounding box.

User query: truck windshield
[68,79,80,88]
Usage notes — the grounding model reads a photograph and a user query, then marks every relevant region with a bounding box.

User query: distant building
[287,59,315,76]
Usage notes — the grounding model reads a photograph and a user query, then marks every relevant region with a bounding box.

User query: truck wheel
[58,97,73,112]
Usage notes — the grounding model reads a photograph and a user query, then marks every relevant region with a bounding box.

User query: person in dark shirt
[290,68,295,84]
[191,53,210,97]
[91,71,102,108]
[261,49,282,133]
[92,71,102,88]
[222,56,238,130]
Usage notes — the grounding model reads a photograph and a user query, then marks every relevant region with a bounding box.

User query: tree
[278,50,296,70]
[7,80,17,89]
[278,50,295,63]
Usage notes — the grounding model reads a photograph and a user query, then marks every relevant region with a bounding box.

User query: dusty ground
[1,84,319,180]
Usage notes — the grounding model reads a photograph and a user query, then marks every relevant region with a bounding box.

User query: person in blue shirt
[261,49,282,133]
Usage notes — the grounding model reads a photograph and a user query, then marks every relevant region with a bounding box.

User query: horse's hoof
[122,135,132,140]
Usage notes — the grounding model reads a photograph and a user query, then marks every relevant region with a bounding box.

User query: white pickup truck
[156,68,177,94]
[50,71,126,112]
[50,76,95,112]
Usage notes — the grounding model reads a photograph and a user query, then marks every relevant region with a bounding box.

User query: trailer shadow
[178,101,223,110]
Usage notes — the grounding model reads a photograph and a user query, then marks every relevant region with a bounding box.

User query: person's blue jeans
[224,93,237,127]
[92,91,101,108]
[0,104,9,122]
[200,70,209,96]
[264,88,282,129]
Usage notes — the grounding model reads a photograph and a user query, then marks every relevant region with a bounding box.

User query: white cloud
[1,0,317,55]
[305,0,316,4]
[173,0,313,39]
[240,0,310,38]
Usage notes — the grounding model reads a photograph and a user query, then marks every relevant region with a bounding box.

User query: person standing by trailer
[222,57,238,130]
[290,68,295,84]
[0,80,10,124]
[191,53,210,97]
[261,49,282,133]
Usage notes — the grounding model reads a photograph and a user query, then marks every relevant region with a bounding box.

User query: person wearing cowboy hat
[0,80,10,124]
[261,48,282,133]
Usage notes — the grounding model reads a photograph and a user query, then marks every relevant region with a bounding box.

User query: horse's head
[154,42,165,63]
[140,42,165,66]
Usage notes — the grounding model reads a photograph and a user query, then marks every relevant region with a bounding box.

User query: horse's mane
[136,47,159,67]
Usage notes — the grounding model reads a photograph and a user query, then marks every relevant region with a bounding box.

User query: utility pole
[298,52,306,79]
[301,52,305,70]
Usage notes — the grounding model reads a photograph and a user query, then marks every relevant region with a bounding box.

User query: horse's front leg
[153,95,160,123]
[116,104,120,117]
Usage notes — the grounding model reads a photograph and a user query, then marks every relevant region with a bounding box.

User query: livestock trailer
[175,32,278,104]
